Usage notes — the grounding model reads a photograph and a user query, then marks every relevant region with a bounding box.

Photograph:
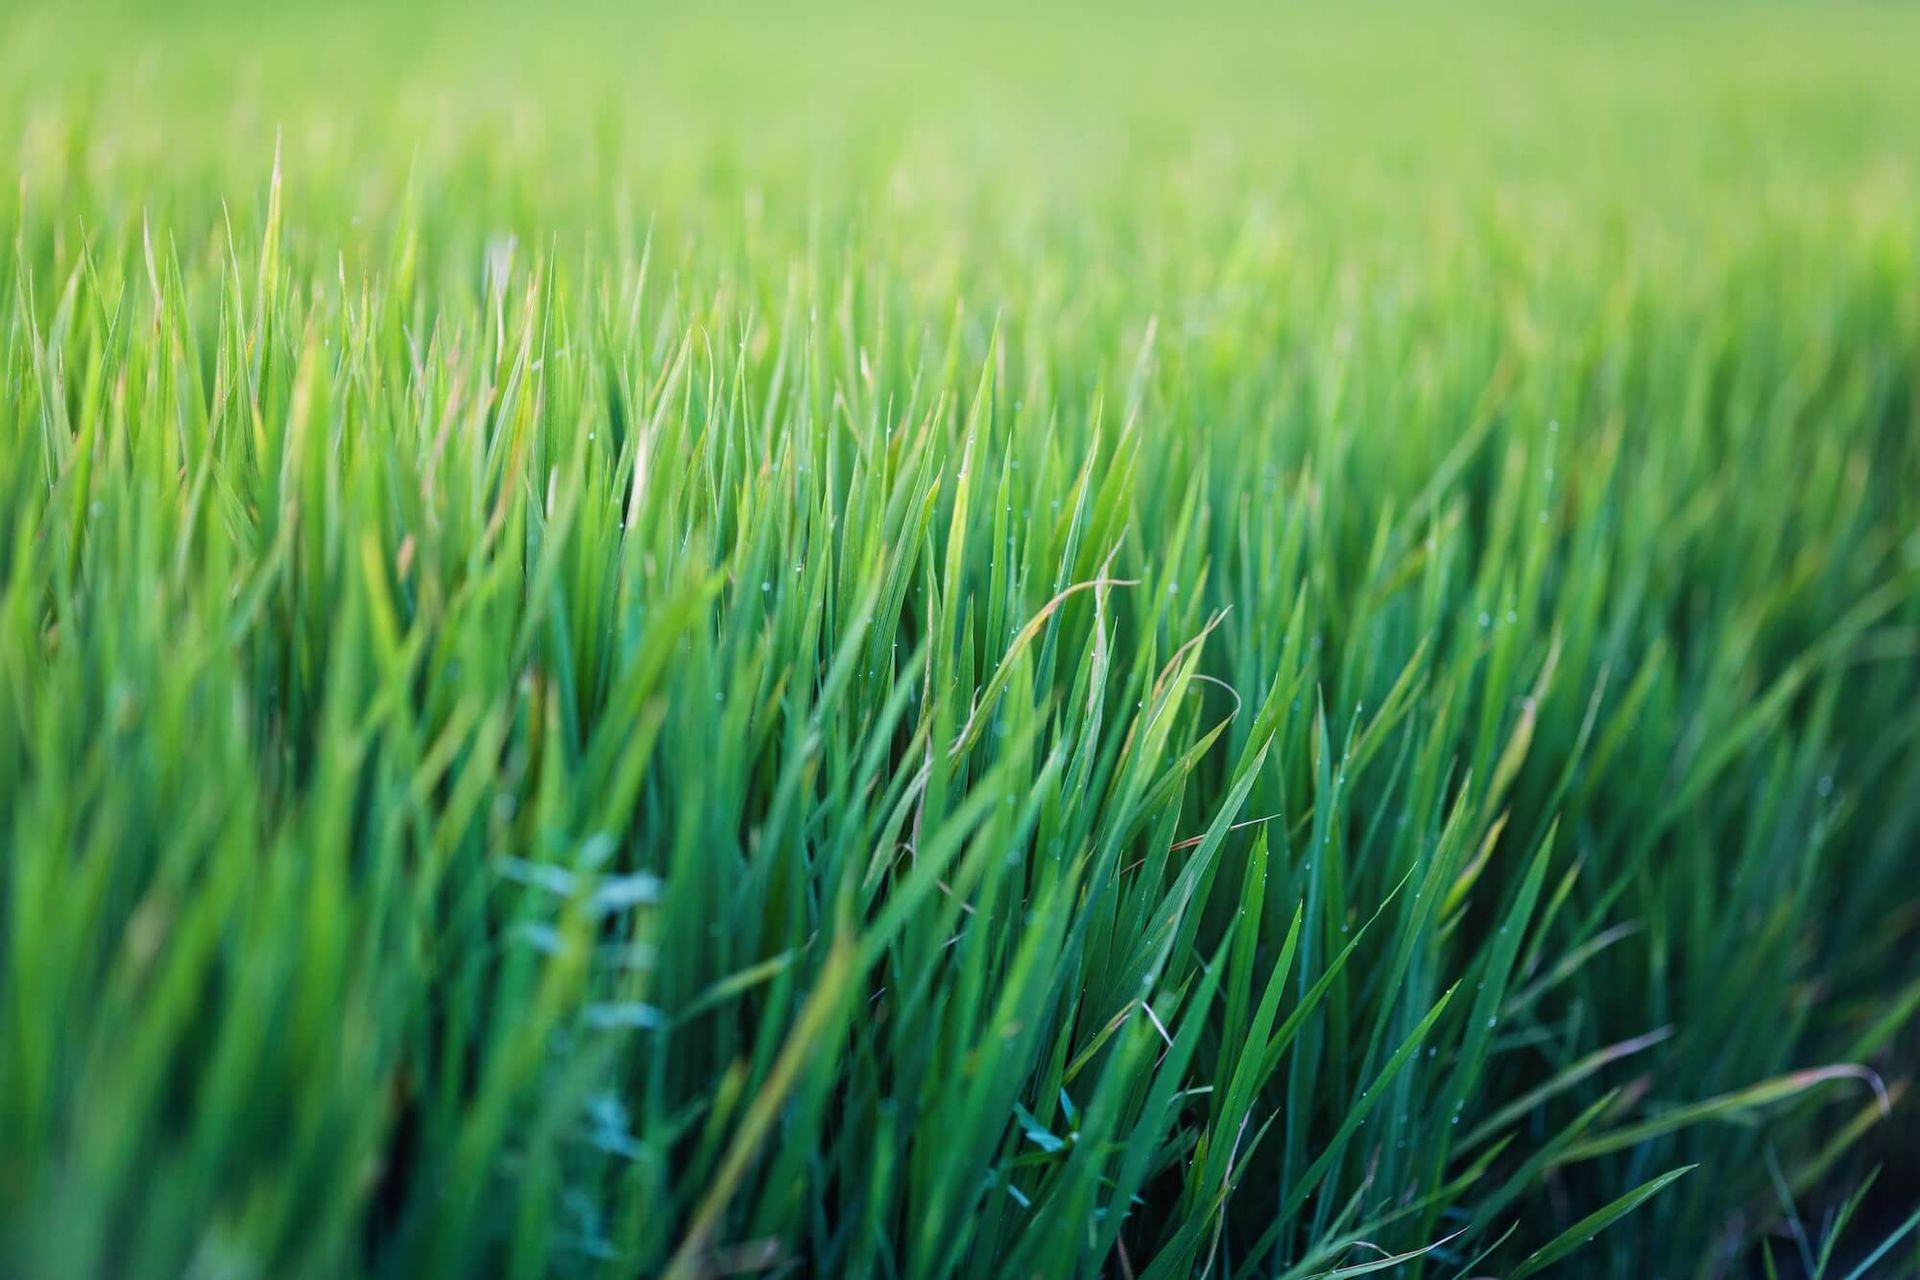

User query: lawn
[1,3,1918,1276]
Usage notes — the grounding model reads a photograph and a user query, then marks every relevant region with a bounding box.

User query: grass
[1,2,1918,1276]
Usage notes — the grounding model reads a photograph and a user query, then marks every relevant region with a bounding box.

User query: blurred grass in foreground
[2,2,1918,1277]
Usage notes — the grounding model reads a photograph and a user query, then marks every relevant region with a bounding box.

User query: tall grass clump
[1,3,1918,1277]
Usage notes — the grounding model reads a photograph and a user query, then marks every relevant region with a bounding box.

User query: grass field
[2,3,1919,1277]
